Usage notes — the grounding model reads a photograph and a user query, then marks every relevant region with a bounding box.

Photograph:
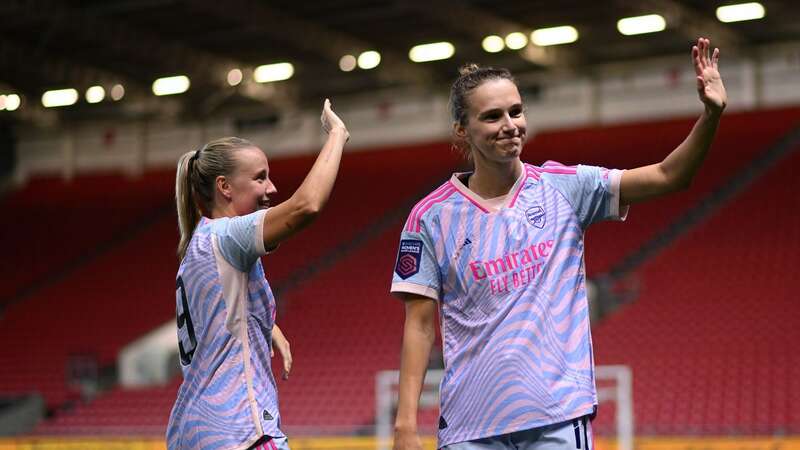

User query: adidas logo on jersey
[453,237,473,260]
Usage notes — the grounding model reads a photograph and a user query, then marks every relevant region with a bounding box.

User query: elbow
[405,313,436,344]
[658,165,693,195]
[425,328,436,346]
[659,167,693,194]
[294,205,321,227]
[420,318,437,345]
[291,195,323,222]
[671,176,693,193]
[298,201,323,219]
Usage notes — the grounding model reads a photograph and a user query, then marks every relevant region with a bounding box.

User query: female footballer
[167,100,349,450]
[391,38,725,450]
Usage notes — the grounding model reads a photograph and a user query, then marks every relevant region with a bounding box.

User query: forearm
[620,38,726,205]
[261,128,347,246]
[291,127,348,216]
[621,108,723,204]
[272,324,286,344]
[394,316,435,432]
[659,108,722,190]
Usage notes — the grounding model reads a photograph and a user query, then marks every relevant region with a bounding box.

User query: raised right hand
[320,98,349,140]
[692,37,726,115]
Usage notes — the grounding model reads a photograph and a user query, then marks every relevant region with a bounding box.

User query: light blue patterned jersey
[167,209,284,450]
[391,161,628,447]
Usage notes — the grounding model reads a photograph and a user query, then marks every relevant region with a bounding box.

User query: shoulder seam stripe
[539,167,578,174]
[406,182,450,229]
[543,160,573,167]
[406,184,457,232]
[409,185,456,232]
[412,185,456,232]
[525,165,541,181]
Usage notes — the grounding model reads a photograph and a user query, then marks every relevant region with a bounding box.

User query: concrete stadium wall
[11,41,800,184]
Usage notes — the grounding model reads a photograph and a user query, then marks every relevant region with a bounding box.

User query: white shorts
[441,416,593,450]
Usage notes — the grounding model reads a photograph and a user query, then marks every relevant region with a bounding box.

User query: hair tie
[188,148,201,172]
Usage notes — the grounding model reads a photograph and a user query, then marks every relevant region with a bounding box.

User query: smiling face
[455,78,527,164]
[226,146,277,216]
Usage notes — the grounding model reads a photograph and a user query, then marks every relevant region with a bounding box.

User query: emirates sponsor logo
[468,240,554,295]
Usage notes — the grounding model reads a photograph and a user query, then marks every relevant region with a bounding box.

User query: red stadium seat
[593,146,800,434]
[6,107,799,436]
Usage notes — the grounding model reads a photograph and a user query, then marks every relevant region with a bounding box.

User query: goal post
[595,365,634,450]
[375,369,443,450]
[375,365,633,450]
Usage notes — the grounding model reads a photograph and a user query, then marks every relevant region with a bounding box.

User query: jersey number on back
[176,277,197,365]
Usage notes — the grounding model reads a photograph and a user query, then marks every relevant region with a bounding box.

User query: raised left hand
[693,37,727,115]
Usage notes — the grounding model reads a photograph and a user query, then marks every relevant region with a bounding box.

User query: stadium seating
[531,106,800,274]
[31,381,179,436]
[6,107,799,436]
[262,142,463,285]
[0,215,179,410]
[0,171,175,303]
[269,224,408,432]
[592,145,800,434]
[2,142,457,421]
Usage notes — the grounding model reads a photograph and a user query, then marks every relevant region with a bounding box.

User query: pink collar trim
[449,161,528,213]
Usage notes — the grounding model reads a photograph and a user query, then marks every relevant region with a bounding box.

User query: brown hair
[448,63,516,158]
[175,137,256,261]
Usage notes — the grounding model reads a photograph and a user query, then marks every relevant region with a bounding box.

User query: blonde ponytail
[174,137,257,261]
[176,151,201,261]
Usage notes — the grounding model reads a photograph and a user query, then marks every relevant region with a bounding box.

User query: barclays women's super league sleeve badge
[395,239,423,279]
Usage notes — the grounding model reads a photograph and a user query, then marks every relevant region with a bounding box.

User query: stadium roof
[2,0,799,122]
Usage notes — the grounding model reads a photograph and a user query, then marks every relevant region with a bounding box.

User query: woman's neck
[210,202,237,219]
[468,157,523,199]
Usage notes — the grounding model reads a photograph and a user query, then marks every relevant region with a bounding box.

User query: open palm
[693,37,727,114]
